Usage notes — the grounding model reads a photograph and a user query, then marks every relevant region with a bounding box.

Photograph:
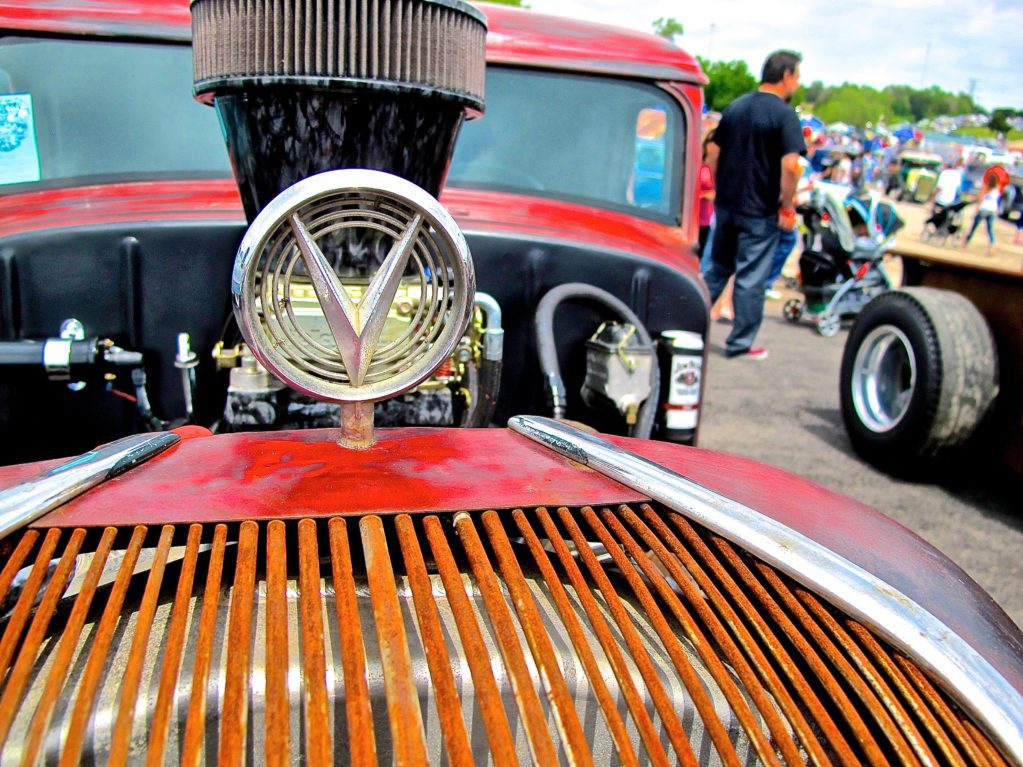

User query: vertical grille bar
[58,525,148,767]
[480,510,598,767]
[897,655,996,767]
[0,529,39,603]
[422,514,519,766]
[758,560,924,764]
[454,511,562,767]
[297,518,333,762]
[147,523,204,766]
[573,506,749,767]
[109,525,175,767]
[181,523,229,767]
[707,527,891,766]
[266,520,292,766]
[328,517,378,767]
[0,528,62,681]
[849,622,967,766]
[796,586,938,765]
[550,506,701,766]
[620,504,830,766]
[509,508,647,767]
[664,510,861,767]
[594,506,787,766]
[219,520,260,766]
[18,527,117,765]
[0,527,85,744]
[394,514,475,767]
[361,515,428,766]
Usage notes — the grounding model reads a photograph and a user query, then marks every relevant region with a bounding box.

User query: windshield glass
[0,37,231,191]
[447,67,685,222]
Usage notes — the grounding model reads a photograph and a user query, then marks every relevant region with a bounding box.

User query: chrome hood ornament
[232,169,476,446]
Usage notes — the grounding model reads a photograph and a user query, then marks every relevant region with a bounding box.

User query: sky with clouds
[527,0,1023,111]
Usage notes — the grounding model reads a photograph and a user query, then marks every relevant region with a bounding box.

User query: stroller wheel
[783,298,804,323]
[817,310,841,337]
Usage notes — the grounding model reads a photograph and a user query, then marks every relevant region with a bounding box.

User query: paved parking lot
[697,294,1023,630]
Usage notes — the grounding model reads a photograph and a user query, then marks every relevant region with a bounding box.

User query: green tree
[988,108,1016,135]
[652,17,684,41]
[696,56,757,111]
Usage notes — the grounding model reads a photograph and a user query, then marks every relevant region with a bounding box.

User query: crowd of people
[697,53,1019,360]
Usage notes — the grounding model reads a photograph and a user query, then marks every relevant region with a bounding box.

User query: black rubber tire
[839,288,998,475]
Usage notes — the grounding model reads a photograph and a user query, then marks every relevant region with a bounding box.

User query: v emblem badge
[289,212,424,386]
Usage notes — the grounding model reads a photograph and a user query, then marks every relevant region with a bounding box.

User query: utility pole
[707,22,716,60]
[968,78,978,105]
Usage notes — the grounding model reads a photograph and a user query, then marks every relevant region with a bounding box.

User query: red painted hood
[0,179,243,239]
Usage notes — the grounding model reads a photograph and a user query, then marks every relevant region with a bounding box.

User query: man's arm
[706,140,721,182]
[778,151,801,231]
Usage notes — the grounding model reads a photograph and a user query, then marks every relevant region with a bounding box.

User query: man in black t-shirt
[705,50,805,360]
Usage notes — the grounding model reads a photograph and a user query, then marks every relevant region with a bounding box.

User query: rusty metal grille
[0,504,1009,766]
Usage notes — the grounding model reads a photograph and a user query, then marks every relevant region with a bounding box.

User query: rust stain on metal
[20,527,117,766]
[181,523,228,767]
[0,527,88,747]
[59,525,148,767]
[795,587,936,766]
[109,524,175,767]
[626,504,829,767]
[0,527,63,683]
[361,515,429,766]
[266,520,292,765]
[455,511,561,767]
[0,529,40,604]
[551,506,700,767]
[663,510,859,767]
[219,520,259,766]
[395,513,475,767]
[147,523,203,766]
[706,527,890,767]
[328,516,378,767]
[759,562,922,766]
[422,514,519,766]
[511,508,647,767]
[481,509,596,767]
[298,518,333,762]
[896,654,994,767]
[849,621,966,766]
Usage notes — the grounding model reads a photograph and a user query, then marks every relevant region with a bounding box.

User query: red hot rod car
[0,1,1022,766]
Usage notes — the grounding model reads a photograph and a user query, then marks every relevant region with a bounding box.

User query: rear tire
[839,288,998,475]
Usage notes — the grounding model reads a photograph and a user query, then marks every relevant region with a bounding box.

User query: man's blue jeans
[703,208,779,356]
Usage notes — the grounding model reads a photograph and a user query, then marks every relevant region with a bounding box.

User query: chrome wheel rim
[850,324,917,432]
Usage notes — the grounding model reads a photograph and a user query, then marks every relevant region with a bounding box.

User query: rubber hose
[464,358,502,427]
[534,282,659,439]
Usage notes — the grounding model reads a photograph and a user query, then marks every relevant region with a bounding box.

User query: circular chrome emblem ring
[232,169,476,403]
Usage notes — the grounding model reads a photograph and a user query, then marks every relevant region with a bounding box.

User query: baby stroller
[920,199,969,246]
[784,187,903,336]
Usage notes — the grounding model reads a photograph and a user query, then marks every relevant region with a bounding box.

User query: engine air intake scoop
[191,0,487,222]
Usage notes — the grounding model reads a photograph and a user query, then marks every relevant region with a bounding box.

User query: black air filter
[191,0,487,222]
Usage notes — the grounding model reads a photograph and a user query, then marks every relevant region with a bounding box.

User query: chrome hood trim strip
[0,432,180,541]
[509,415,1023,764]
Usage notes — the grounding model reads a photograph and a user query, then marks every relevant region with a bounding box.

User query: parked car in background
[1,2,1022,766]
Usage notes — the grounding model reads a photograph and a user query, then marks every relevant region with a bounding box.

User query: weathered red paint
[0,180,243,239]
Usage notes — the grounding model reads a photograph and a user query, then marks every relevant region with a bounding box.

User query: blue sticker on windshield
[0,94,42,186]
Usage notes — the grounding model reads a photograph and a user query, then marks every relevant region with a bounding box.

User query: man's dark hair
[761,50,802,84]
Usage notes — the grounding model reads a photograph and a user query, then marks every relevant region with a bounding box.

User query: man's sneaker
[765,289,783,300]
[727,346,769,360]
